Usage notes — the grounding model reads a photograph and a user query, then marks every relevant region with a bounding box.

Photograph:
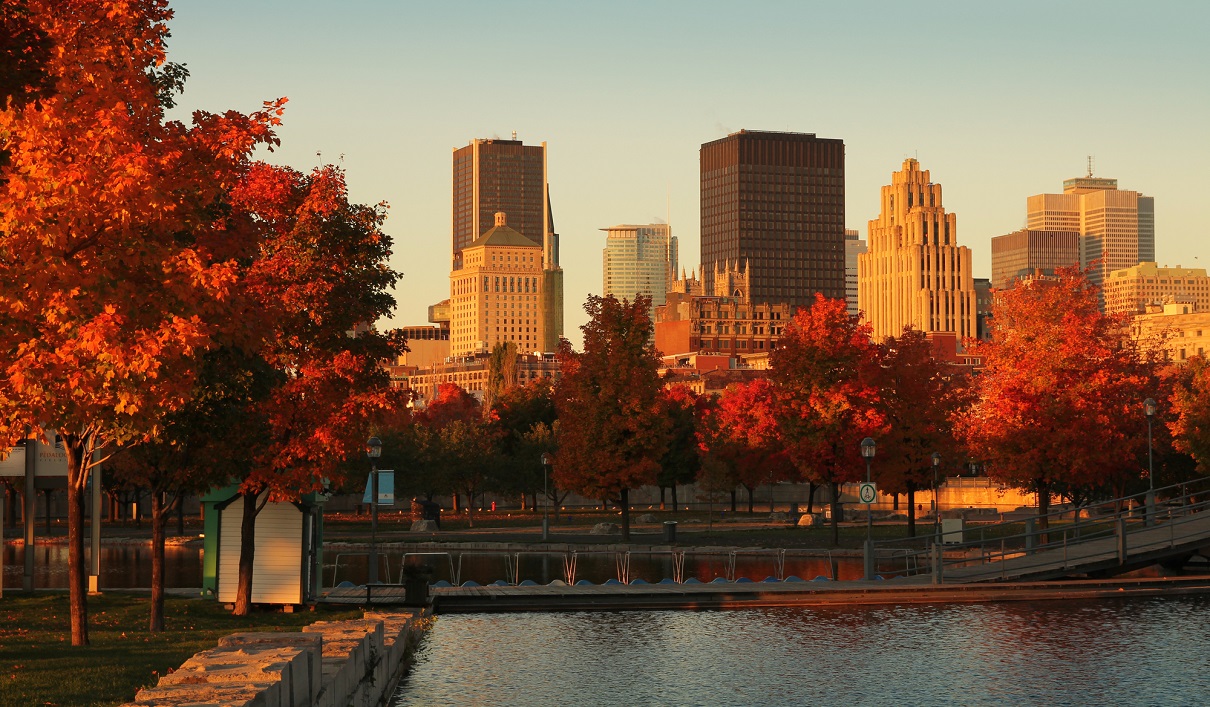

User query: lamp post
[1144,397,1156,526]
[540,452,551,541]
[366,436,382,584]
[861,437,876,580]
[932,452,942,539]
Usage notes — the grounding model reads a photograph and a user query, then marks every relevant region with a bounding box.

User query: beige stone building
[1104,262,1210,317]
[1026,175,1154,290]
[449,212,561,356]
[1131,301,1210,364]
[858,159,975,343]
[403,352,561,404]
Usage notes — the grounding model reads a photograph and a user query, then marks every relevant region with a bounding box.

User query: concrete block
[217,634,323,705]
[132,681,277,707]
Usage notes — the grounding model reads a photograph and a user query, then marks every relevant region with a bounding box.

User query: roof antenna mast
[1086,155,1094,178]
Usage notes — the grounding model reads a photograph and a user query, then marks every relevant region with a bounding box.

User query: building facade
[1026,175,1154,290]
[1104,262,1210,316]
[654,264,794,357]
[601,223,677,317]
[403,352,561,404]
[845,228,866,317]
[989,228,1080,291]
[1132,301,1210,364]
[858,158,976,343]
[449,212,559,356]
[700,130,846,309]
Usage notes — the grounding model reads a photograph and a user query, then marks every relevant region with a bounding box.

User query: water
[394,597,1210,706]
[2,544,203,589]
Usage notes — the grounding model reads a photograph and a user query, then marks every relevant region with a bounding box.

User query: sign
[362,471,395,506]
[858,482,877,505]
[0,432,69,478]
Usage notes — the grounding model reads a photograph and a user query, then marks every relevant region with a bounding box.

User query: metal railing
[868,477,1210,582]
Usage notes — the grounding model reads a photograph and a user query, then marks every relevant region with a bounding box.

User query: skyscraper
[699,130,846,309]
[990,228,1080,291]
[844,229,866,317]
[858,159,975,343]
[601,223,677,318]
[452,138,548,262]
[1026,173,1154,289]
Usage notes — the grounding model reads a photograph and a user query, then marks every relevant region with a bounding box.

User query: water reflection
[396,597,1210,706]
[2,545,202,589]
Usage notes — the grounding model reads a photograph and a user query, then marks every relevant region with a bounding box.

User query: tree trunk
[451,493,460,514]
[730,489,737,513]
[906,486,916,538]
[620,488,630,541]
[176,496,185,536]
[465,487,476,528]
[805,482,816,514]
[830,480,841,548]
[63,434,89,646]
[1036,479,1051,545]
[659,486,666,511]
[671,485,679,518]
[150,492,167,632]
[233,490,261,616]
[893,493,900,511]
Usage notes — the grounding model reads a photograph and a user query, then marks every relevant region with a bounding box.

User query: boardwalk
[938,510,1210,584]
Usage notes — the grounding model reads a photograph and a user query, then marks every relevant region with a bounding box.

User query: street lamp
[366,436,382,584]
[861,437,876,580]
[1144,398,1156,526]
[540,452,552,541]
[932,451,942,538]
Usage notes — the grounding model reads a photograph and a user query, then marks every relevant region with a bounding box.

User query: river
[393,596,1210,706]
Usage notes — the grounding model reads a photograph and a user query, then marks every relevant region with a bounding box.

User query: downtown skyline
[162,1,1210,345]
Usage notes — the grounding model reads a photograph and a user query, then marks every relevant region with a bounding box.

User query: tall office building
[858,159,975,343]
[1026,173,1154,289]
[451,137,562,350]
[990,229,1080,291]
[601,224,678,318]
[452,138,549,262]
[699,130,846,309]
[844,229,866,317]
[1104,262,1210,316]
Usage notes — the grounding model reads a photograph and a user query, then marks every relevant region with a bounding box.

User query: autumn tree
[417,383,486,516]
[770,294,884,545]
[491,378,558,509]
[227,163,405,615]
[107,348,269,631]
[656,385,704,514]
[1169,356,1210,474]
[554,295,668,540]
[701,379,796,514]
[873,327,972,536]
[961,268,1160,528]
[0,2,283,644]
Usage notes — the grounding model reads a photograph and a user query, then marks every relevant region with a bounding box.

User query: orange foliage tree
[1168,356,1210,474]
[770,294,884,545]
[961,268,1161,527]
[873,327,972,536]
[227,163,405,615]
[0,1,282,644]
[554,295,668,540]
[700,379,796,514]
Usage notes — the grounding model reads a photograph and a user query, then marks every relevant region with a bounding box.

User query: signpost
[858,482,877,505]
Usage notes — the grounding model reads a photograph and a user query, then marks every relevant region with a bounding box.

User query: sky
[164,1,1210,347]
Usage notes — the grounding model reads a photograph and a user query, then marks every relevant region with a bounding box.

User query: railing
[869,477,1210,582]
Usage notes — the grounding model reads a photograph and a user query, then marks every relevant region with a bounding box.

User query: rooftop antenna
[1086,155,1094,178]
[512,130,517,141]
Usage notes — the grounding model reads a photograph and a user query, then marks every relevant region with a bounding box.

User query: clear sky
[165,1,1210,347]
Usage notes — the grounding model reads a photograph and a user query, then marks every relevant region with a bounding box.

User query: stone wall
[122,611,426,707]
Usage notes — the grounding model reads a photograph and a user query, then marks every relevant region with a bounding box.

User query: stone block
[410,519,439,532]
[590,522,619,535]
[637,513,657,523]
[132,681,278,707]
[216,634,323,706]
[797,513,825,527]
[160,646,300,707]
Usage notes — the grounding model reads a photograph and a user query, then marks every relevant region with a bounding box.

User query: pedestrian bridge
[874,478,1210,584]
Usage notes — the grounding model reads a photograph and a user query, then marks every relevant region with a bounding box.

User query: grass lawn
[0,592,361,707]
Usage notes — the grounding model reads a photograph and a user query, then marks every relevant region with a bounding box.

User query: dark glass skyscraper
[700,130,846,308]
[452,138,546,262]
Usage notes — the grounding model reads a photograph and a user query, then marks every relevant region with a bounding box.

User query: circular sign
[858,482,877,504]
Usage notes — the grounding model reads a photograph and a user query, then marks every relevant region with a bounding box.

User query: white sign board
[858,482,877,505]
[0,432,69,478]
